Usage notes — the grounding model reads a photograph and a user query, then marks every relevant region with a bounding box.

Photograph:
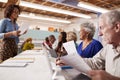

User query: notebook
[3,58,35,63]
[43,48,66,80]
[0,62,27,67]
[48,49,57,58]
[42,48,54,73]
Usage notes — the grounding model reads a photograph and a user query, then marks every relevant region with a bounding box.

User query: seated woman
[42,37,52,50]
[77,22,103,58]
[21,38,34,51]
[66,31,78,48]
[55,32,67,57]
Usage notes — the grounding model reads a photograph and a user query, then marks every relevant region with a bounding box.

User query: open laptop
[42,48,54,77]
[43,46,66,80]
[48,49,58,58]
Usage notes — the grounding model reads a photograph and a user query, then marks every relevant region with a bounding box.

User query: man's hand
[88,70,120,80]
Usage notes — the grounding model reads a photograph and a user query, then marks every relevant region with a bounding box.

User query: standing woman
[0,4,21,62]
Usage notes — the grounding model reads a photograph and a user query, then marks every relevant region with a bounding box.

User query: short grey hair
[99,10,120,27]
[80,22,95,39]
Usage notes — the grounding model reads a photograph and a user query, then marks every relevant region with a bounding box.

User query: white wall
[64,18,98,32]
[17,17,67,31]
[63,17,101,41]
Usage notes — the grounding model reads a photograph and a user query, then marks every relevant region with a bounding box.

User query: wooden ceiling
[0,0,120,20]
[79,0,120,10]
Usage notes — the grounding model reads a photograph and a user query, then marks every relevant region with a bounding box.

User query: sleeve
[0,19,6,39]
[83,45,108,70]
[22,43,28,51]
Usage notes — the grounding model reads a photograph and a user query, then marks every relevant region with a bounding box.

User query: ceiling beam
[6,0,20,6]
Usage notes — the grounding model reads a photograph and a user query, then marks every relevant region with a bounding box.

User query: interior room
[0,0,120,45]
[0,0,120,80]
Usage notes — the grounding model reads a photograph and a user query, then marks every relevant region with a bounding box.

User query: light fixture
[19,14,71,24]
[0,0,8,3]
[19,0,91,19]
[77,1,109,13]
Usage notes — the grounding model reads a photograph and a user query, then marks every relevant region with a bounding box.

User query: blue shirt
[77,39,103,58]
[0,18,19,44]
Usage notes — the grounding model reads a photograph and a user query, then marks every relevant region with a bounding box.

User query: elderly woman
[77,22,103,58]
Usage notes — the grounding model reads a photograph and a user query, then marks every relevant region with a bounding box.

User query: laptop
[48,49,58,58]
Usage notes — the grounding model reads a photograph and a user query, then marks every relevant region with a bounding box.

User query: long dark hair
[61,32,67,43]
[55,32,67,55]
[57,32,67,48]
[4,4,21,23]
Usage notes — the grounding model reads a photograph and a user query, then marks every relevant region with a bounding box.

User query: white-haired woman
[77,22,103,58]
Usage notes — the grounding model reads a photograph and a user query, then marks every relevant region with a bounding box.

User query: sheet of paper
[19,23,29,35]
[20,50,44,55]
[63,41,77,55]
[62,41,92,74]
[0,63,27,67]
[61,54,91,74]
[3,58,35,63]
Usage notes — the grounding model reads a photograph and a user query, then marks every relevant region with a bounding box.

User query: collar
[5,18,11,21]
[111,43,120,53]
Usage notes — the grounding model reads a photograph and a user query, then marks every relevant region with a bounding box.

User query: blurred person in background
[42,37,52,50]
[66,31,78,48]
[22,38,34,51]
[48,35,57,49]
[55,32,67,57]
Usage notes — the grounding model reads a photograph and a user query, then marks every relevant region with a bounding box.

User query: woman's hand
[11,30,21,36]
[4,30,21,38]
[56,58,66,66]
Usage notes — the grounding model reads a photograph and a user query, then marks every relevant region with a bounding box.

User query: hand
[11,30,21,37]
[88,70,120,80]
[56,58,66,66]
